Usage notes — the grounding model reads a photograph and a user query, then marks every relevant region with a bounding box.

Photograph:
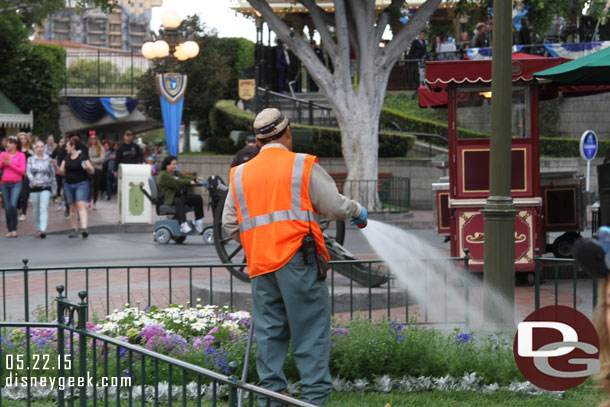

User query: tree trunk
[183,119,190,153]
[339,111,380,210]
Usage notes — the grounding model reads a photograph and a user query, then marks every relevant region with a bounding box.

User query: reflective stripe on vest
[234,153,320,234]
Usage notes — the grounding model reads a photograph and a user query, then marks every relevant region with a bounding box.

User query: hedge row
[207,100,415,157]
[380,106,487,143]
[540,137,610,158]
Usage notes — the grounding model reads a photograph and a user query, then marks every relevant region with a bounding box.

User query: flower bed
[0,301,564,401]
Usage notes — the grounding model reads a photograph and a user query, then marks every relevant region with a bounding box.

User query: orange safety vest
[230,147,330,278]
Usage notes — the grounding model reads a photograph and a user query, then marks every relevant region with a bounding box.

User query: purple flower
[396,334,405,342]
[456,332,472,346]
[167,334,187,353]
[146,334,169,352]
[141,325,167,342]
[331,328,349,337]
[203,334,217,348]
[192,337,204,350]
[390,321,403,332]
[86,322,99,332]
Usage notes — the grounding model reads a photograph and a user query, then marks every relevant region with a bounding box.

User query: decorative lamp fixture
[153,40,169,58]
[141,10,199,61]
[161,10,181,29]
[141,41,155,59]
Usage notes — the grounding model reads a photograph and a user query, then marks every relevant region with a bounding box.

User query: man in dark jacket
[114,130,145,177]
[231,135,260,168]
[472,22,490,48]
[407,31,427,60]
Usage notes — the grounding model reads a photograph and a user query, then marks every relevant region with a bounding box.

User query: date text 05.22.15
[5,354,71,371]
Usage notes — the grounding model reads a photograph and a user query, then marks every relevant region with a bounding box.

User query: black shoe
[64,209,69,218]
[68,230,78,238]
[82,229,88,238]
[40,232,46,239]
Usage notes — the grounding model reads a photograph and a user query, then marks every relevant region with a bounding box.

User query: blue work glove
[349,206,368,228]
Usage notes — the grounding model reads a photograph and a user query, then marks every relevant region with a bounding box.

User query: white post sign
[579,130,598,192]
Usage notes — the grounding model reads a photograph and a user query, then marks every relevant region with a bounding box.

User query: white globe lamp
[182,41,200,59]
[153,40,169,58]
[162,10,181,29]
[141,41,156,59]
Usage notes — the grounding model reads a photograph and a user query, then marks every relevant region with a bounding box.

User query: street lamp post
[482,0,516,331]
[141,10,199,155]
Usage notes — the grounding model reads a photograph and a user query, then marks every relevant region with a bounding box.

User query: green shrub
[540,137,610,157]
[380,106,485,145]
[208,100,255,140]
[208,100,415,157]
[205,137,239,154]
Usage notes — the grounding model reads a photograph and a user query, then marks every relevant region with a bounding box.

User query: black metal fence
[64,51,150,96]
[242,87,337,127]
[0,287,315,407]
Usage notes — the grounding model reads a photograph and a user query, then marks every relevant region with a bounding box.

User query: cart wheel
[154,228,171,245]
[212,190,347,283]
[174,236,187,244]
[552,232,580,259]
[202,226,214,245]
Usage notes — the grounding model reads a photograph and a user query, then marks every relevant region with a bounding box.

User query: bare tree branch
[299,0,338,61]
[384,0,442,64]
[374,0,405,44]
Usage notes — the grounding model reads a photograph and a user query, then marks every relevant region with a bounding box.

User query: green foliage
[380,106,484,146]
[67,59,143,91]
[207,99,256,140]
[0,43,66,136]
[208,100,415,157]
[541,137,610,157]
[384,92,448,124]
[539,96,563,138]
[328,319,521,384]
[214,37,255,100]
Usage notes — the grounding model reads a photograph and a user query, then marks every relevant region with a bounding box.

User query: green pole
[482,0,516,331]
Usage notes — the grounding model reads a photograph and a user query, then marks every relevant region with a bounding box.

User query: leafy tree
[214,37,255,100]
[0,43,66,136]
[66,59,143,91]
[137,16,231,152]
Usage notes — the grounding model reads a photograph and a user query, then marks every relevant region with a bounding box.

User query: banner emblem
[156,73,188,104]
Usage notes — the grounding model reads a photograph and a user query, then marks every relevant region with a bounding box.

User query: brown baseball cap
[253,108,289,139]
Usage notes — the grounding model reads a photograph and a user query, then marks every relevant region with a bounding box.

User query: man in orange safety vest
[222,108,367,405]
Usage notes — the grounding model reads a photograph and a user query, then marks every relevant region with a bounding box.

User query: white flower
[229,311,250,321]
[99,322,117,333]
[192,320,205,332]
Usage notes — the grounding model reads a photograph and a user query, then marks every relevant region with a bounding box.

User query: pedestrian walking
[114,130,145,178]
[231,135,260,167]
[0,136,26,237]
[17,132,33,221]
[27,140,57,238]
[222,108,368,406]
[87,131,106,209]
[59,139,95,238]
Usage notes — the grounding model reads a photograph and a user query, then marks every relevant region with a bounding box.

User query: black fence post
[77,290,88,407]
[57,285,66,407]
[228,361,239,407]
[308,100,313,126]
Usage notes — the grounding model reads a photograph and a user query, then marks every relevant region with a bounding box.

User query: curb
[47,223,154,235]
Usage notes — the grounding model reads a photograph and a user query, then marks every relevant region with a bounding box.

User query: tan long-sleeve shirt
[222,143,362,242]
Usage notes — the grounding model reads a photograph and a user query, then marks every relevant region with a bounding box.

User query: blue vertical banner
[156,73,188,156]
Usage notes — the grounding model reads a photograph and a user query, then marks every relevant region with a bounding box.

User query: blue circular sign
[580,130,598,161]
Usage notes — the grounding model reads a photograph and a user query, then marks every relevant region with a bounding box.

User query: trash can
[597,162,610,226]
[118,164,152,224]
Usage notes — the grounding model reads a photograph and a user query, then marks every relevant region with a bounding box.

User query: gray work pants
[251,251,331,405]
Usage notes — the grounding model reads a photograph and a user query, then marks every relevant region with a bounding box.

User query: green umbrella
[533,46,610,84]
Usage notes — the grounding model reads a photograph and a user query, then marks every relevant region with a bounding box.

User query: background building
[34,0,163,52]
